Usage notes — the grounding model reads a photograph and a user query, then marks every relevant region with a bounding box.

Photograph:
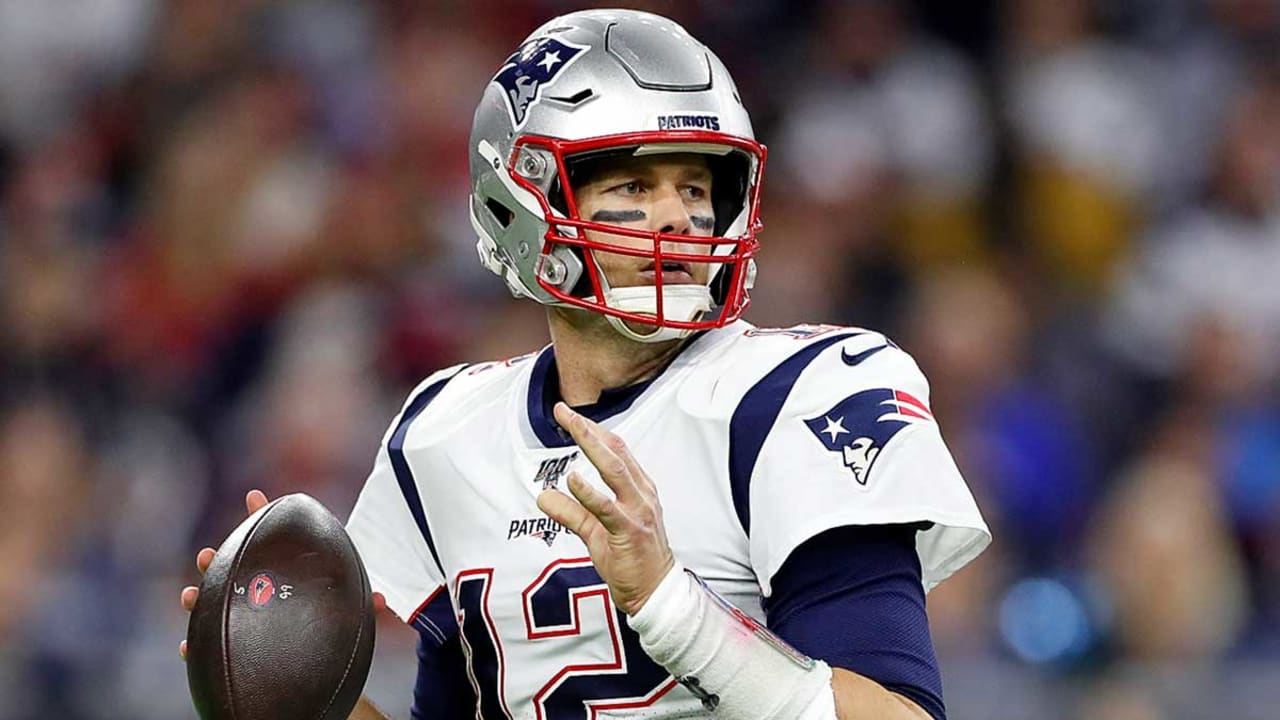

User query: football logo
[233,572,294,609]
[804,389,933,487]
[248,573,276,608]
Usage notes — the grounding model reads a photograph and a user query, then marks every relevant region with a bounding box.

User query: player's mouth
[639,260,695,285]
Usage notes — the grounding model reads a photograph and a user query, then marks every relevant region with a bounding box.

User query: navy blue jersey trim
[527,332,710,448]
[727,332,865,534]
[527,348,654,447]
[389,367,466,577]
[410,586,459,647]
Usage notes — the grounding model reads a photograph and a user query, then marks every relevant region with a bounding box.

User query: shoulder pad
[388,351,540,448]
[676,324,890,420]
[779,338,929,422]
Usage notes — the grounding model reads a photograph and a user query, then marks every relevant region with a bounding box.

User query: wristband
[628,563,837,719]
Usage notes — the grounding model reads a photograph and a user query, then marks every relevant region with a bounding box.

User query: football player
[182,8,988,720]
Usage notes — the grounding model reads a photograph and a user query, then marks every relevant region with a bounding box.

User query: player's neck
[547,307,686,406]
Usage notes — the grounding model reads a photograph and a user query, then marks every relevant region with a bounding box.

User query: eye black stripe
[590,209,647,222]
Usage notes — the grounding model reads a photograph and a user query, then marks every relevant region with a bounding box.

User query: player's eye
[682,184,709,201]
[608,180,643,196]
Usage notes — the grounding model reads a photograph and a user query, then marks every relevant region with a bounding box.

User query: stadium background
[0,0,1278,717]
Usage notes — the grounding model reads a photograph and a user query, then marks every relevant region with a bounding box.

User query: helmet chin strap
[598,272,714,343]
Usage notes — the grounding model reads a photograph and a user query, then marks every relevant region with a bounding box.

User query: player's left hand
[538,402,675,616]
[178,490,387,660]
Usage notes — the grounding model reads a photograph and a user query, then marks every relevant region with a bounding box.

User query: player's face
[572,153,715,289]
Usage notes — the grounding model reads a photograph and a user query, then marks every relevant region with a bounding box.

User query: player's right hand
[537,403,676,617]
[179,489,271,660]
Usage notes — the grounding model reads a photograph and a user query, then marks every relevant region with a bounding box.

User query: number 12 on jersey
[454,559,678,719]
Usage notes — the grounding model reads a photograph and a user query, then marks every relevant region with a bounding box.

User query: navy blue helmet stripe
[728,332,866,535]
[388,367,466,578]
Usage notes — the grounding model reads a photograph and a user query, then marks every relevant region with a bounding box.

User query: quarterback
[183,8,988,720]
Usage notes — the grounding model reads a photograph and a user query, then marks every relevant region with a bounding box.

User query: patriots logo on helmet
[804,389,933,487]
[492,36,588,127]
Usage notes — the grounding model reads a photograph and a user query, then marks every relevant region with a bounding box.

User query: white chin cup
[602,284,713,343]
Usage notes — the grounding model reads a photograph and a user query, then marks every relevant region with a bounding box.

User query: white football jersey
[347,321,989,719]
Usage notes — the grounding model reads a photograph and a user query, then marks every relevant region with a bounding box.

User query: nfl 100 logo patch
[532,451,579,491]
[507,451,580,546]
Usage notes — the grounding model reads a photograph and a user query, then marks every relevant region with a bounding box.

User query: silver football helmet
[468,8,766,343]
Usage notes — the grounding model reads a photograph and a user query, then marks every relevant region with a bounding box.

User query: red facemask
[506,130,768,333]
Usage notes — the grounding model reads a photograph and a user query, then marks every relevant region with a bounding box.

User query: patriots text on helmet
[656,114,722,131]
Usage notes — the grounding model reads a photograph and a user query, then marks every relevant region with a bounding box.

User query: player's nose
[650,183,692,236]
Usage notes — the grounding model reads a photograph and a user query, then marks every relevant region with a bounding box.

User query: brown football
[186,493,375,720]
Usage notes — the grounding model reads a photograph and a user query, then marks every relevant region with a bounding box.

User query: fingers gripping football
[178,491,268,659]
[537,403,675,616]
[177,489,386,660]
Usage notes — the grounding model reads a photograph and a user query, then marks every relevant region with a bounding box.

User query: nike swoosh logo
[841,344,887,366]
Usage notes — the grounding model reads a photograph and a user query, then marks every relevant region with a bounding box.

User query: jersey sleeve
[346,367,464,623]
[744,338,989,596]
[347,441,447,622]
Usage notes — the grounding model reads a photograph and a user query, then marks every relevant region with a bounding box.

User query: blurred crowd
[0,0,1278,718]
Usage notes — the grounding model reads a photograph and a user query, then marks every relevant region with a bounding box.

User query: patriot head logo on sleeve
[492,36,588,128]
[804,389,933,487]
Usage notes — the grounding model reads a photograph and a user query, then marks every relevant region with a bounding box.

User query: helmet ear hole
[485,199,515,229]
